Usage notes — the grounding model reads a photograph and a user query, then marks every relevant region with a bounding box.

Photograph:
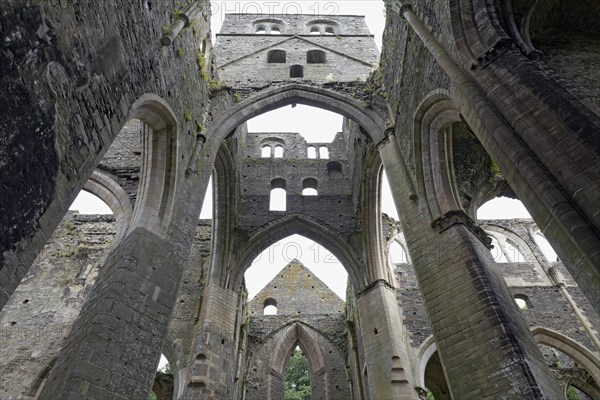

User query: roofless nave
[1,1,600,399]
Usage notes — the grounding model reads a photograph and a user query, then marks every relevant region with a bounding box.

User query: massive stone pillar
[356,280,417,400]
[379,136,563,399]
[182,284,240,399]
[37,228,186,399]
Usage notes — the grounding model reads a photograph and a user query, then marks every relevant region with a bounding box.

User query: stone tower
[215,14,380,86]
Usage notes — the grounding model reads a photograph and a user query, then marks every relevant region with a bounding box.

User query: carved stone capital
[431,210,492,248]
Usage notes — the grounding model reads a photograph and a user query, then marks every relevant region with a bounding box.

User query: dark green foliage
[160,362,172,374]
[284,348,311,400]
[567,385,581,400]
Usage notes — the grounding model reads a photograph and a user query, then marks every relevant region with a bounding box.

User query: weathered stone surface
[1,3,600,400]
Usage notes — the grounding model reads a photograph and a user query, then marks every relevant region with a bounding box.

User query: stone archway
[206,84,387,155]
[244,321,351,400]
[228,215,366,292]
[84,170,133,243]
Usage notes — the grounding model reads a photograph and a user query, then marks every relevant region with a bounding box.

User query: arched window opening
[152,354,174,400]
[264,298,278,315]
[274,145,284,158]
[324,26,335,35]
[256,26,266,34]
[261,145,272,158]
[69,190,113,215]
[302,188,318,196]
[307,49,327,64]
[270,26,281,34]
[307,146,317,159]
[267,49,287,64]
[246,104,343,144]
[319,146,329,159]
[245,234,347,300]
[534,232,559,262]
[514,294,531,310]
[424,351,451,400]
[156,354,172,373]
[199,175,213,219]
[270,189,286,211]
[489,236,509,263]
[380,169,399,220]
[389,241,409,264]
[270,179,287,211]
[477,197,532,219]
[302,178,318,196]
[290,65,304,78]
[284,346,311,399]
[310,26,321,35]
[327,161,342,174]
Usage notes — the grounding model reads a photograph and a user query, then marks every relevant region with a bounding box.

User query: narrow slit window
[270,189,286,211]
[270,179,287,211]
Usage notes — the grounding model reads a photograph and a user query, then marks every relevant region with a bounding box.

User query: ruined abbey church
[1,1,600,399]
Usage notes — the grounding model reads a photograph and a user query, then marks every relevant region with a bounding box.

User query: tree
[284,348,311,400]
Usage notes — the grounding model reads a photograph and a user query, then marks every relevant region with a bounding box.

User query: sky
[68,1,542,307]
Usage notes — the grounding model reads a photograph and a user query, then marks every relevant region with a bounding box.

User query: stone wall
[0,0,216,312]
[234,122,368,238]
[0,212,115,399]
[244,261,351,400]
[0,213,214,399]
[215,14,379,86]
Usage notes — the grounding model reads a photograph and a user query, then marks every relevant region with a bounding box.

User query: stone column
[379,137,563,399]
[37,227,185,399]
[182,284,239,399]
[356,280,417,400]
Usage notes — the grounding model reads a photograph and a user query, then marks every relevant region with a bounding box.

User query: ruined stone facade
[1,1,599,399]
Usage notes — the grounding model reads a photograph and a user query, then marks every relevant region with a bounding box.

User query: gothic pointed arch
[362,147,390,282]
[271,322,325,375]
[244,321,350,400]
[83,170,133,243]
[208,143,236,286]
[412,90,463,221]
[126,94,181,236]
[415,337,451,400]
[228,215,366,291]
[531,327,600,386]
[206,84,386,156]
